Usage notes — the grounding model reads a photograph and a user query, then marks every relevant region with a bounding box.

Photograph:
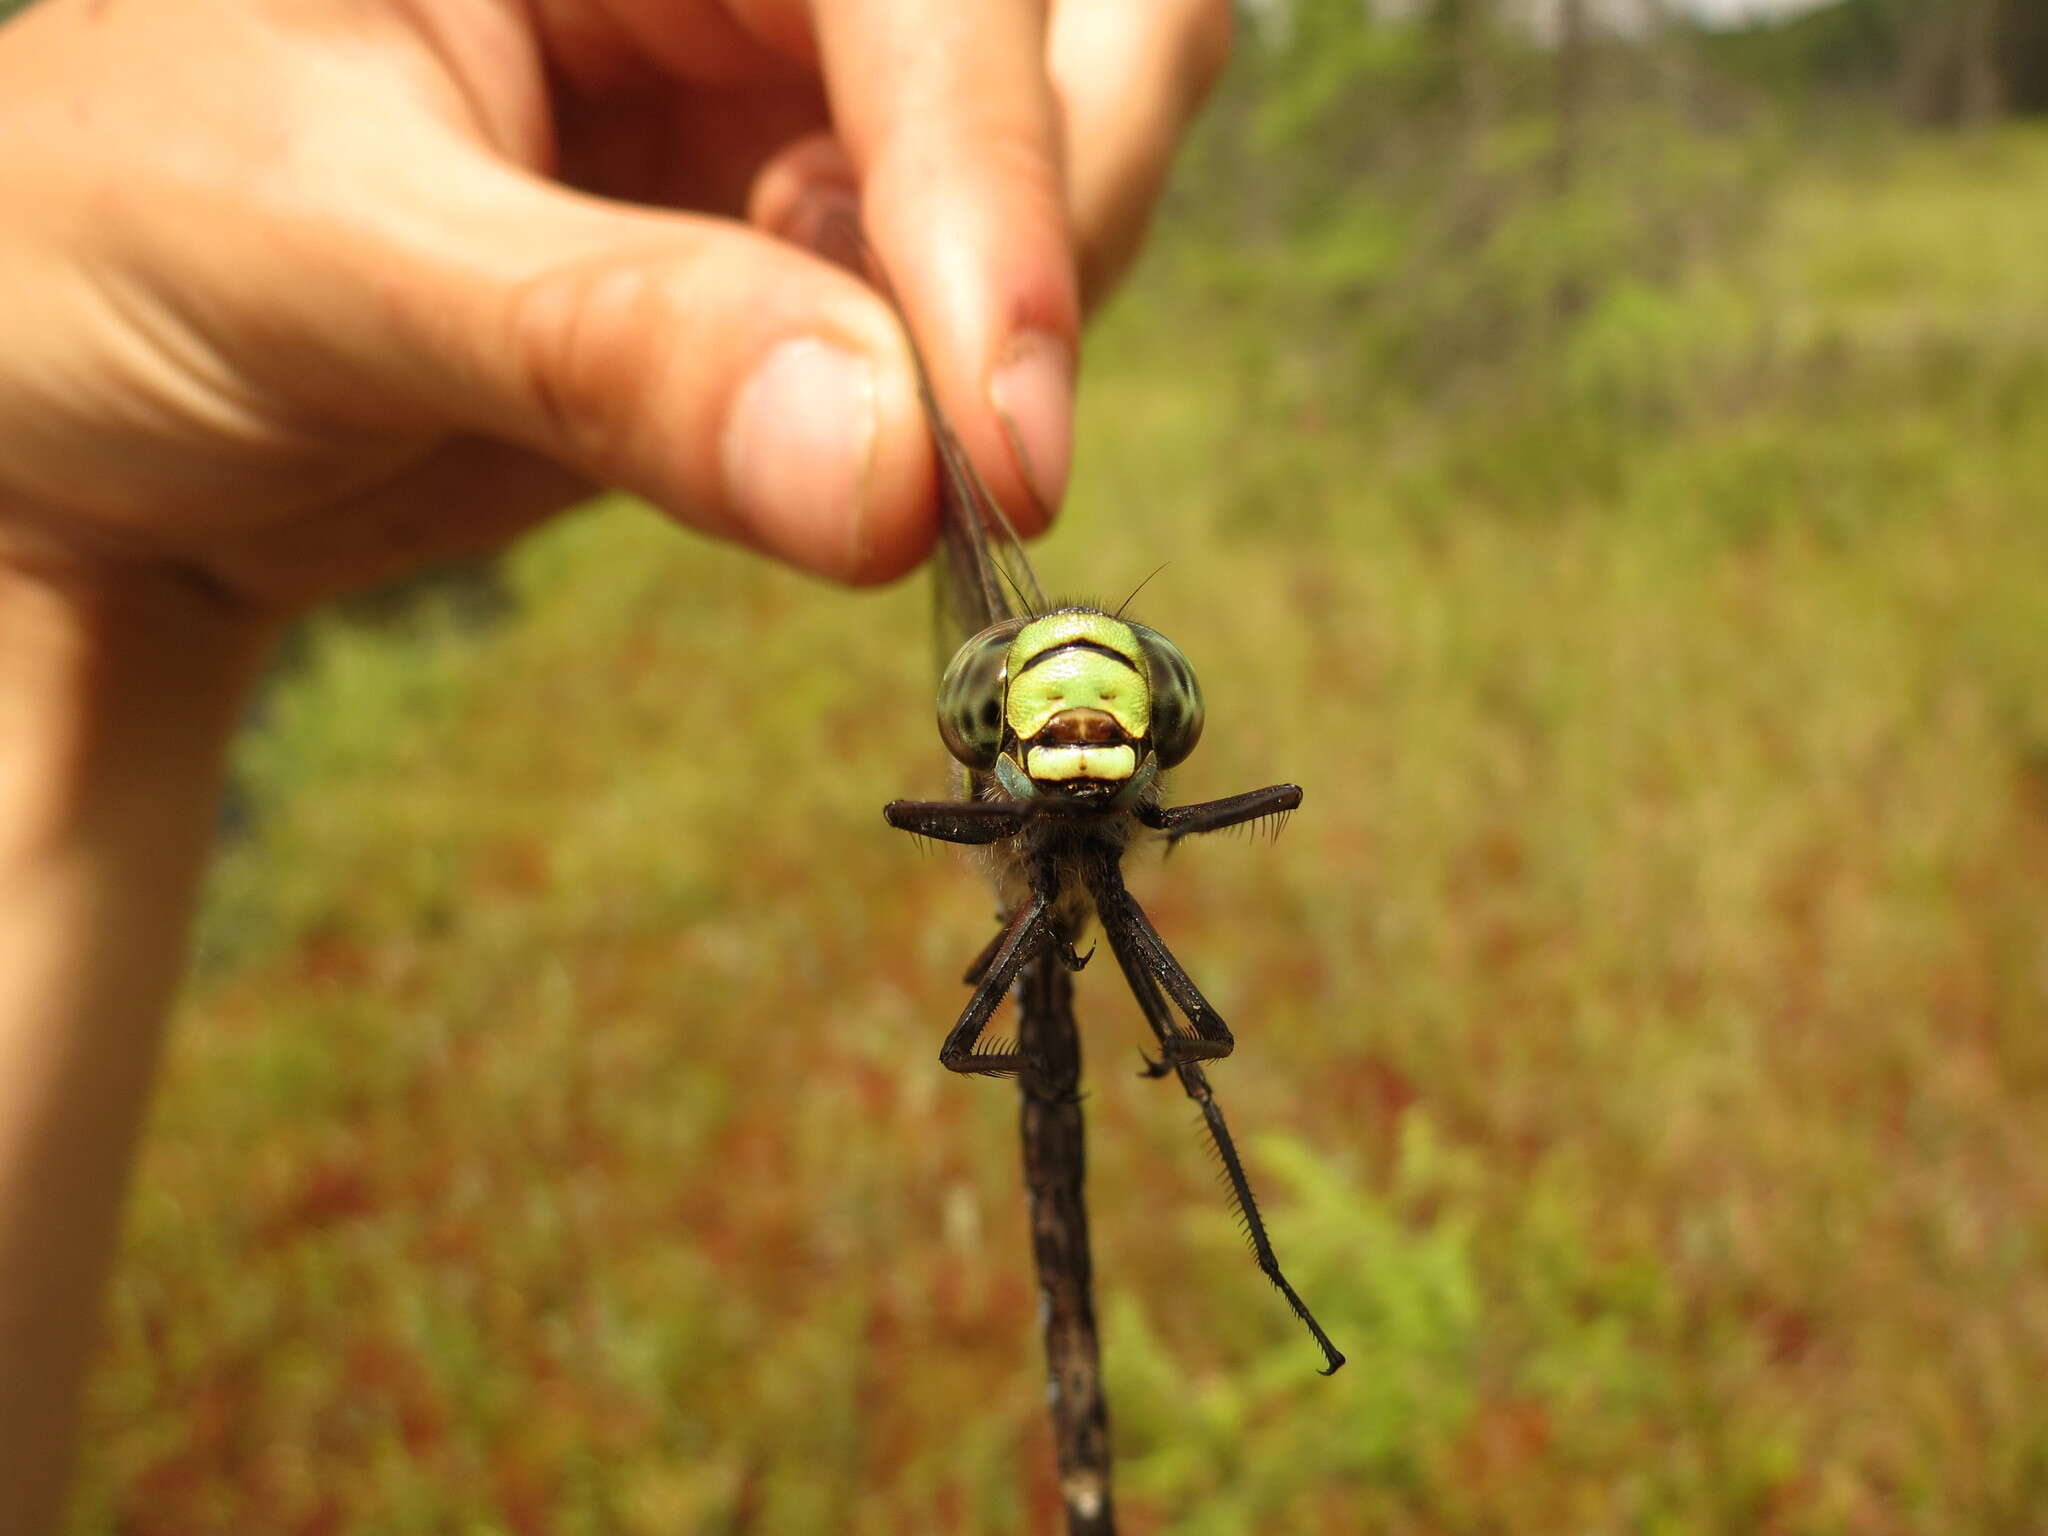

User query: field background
[65,4,2048,1532]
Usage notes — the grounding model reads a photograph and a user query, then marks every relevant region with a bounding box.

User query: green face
[936,608,1206,792]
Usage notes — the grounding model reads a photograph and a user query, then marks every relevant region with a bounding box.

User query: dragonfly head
[937,608,1205,797]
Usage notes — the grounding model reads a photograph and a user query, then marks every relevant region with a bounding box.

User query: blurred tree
[2007,2,2048,113]
[1894,0,2004,123]
[1555,0,1591,187]
[1785,0,2048,122]
[1439,0,1503,142]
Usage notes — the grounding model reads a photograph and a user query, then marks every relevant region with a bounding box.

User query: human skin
[0,0,1230,1526]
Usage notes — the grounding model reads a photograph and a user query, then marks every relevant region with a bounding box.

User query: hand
[0,6,1233,1530]
[0,0,1231,611]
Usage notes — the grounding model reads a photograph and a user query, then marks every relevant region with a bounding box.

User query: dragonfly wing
[927,388,1044,640]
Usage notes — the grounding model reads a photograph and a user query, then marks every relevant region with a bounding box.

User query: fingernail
[723,338,877,574]
[991,330,1073,519]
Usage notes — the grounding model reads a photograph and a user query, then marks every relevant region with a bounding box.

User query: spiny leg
[1138,783,1302,844]
[1100,917,1347,1378]
[964,917,1089,988]
[940,895,1054,1079]
[885,799,1035,845]
[1083,852,1234,1067]
[962,920,1008,985]
[887,796,1100,846]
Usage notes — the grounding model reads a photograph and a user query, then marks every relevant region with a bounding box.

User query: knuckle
[497,258,661,477]
[961,107,1071,220]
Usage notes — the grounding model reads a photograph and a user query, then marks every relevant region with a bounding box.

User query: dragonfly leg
[965,918,1088,984]
[962,918,1008,985]
[939,895,1055,1079]
[1138,783,1303,845]
[1098,897,1347,1377]
[884,799,1034,845]
[1083,850,1234,1067]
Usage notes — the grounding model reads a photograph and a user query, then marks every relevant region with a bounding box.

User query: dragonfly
[874,265,1344,1534]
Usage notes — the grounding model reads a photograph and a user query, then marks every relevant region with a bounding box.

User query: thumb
[280,154,938,586]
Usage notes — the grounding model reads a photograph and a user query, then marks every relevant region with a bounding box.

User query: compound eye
[936,619,1025,769]
[1127,623,1205,769]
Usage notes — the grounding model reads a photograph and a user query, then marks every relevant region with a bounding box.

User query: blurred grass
[74,126,2048,1533]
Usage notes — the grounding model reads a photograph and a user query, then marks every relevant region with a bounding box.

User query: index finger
[810,0,1080,535]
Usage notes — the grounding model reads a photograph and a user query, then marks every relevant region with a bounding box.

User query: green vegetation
[73,109,2048,1536]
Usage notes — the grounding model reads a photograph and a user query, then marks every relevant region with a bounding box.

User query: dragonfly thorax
[935,606,1207,793]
